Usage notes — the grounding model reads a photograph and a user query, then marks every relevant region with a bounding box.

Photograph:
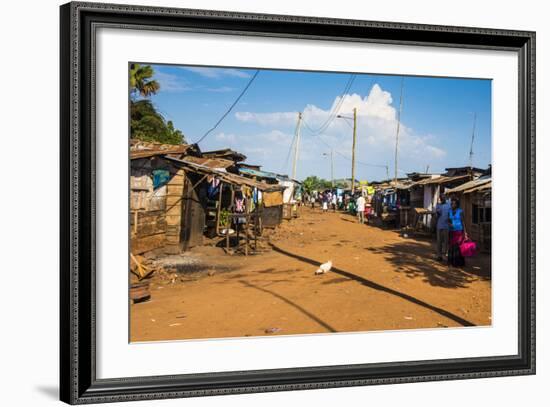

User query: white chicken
[315,260,333,275]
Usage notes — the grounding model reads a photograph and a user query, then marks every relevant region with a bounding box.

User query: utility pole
[336,109,357,193]
[468,112,477,168]
[331,149,334,188]
[292,112,302,180]
[394,78,404,183]
[351,107,357,194]
[323,149,334,187]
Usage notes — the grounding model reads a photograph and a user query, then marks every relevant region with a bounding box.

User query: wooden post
[394,78,404,183]
[215,182,223,235]
[244,203,250,256]
[351,107,357,194]
[292,112,302,180]
[226,226,230,251]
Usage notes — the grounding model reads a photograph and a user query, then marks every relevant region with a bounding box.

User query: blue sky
[143,63,492,182]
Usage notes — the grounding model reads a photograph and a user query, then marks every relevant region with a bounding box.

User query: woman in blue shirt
[447,197,467,267]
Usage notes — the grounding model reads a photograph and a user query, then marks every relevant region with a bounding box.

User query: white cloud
[424,145,447,158]
[214,130,292,146]
[181,67,251,79]
[235,111,298,126]
[214,132,237,143]
[235,83,446,165]
[206,86,236,93]
[154,71,190,93]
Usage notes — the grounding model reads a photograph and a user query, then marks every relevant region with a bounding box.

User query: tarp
[263,191,284,207]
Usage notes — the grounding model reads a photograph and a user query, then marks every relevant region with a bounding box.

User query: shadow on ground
[270,243,476,327]
[239,280,337,332]
[367,240,491,289]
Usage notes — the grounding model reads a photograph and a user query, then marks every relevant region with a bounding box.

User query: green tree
[166,121,184,143]
[130,100,186,145]
[302,176,333,193]
[130,64,160,98]
[129,64,186,145]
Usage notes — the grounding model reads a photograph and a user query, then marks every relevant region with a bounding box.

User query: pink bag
[459,239,477,257]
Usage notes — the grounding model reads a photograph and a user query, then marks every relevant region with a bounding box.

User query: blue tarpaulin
[152,169,170,189]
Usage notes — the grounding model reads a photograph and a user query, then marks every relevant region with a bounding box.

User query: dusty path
[131,207,491,342]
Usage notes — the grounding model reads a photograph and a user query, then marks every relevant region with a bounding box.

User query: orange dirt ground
[130,207,491,342]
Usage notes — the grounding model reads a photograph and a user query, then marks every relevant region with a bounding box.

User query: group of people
[309,190,342,212]
[435,194,468,267]
[307,188,469,268]
[307,190,370,225]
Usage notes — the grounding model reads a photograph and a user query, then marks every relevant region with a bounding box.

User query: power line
[281,129,298,173]
[195,69,260,144]
[313,133,386,169]
[393,77,405,182]
[281,111,306,173]
[468,112,477,167]
[302,74,356,135]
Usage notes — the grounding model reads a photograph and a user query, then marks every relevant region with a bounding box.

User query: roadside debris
[130,282,150,304]
[264,327,282,334]
[315,260,333,275]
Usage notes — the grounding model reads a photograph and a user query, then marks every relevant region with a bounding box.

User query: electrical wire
[195,69,260,144]
[302,74,356,135]
[281,120,299,173]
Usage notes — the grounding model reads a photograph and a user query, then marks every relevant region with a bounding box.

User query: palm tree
[130,64,160,98]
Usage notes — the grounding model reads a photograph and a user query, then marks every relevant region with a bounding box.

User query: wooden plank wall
[130,157,183,254]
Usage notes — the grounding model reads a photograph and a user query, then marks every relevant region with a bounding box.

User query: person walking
[310,193,316,209]
[435,193,450,262]
[448,197,467,267]
[322,192,328,212]
[356,194,366,224]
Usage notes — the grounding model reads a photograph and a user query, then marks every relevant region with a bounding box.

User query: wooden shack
[130,141,196,254]
[130,140,288,255]
[405,173,472,231]
[447,176,492,252]
[164,156,286,235]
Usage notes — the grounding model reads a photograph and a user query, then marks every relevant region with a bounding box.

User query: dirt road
[131,207,491,342]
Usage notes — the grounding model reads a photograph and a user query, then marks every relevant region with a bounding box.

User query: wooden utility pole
[351,107,357,194]
[292,112,302,180]
[394,78,404,183]
[330,149,334,187]
[323,150,334,187]
[468,112,477,168]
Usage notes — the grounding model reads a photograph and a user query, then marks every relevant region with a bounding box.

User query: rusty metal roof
[201,148,247,162]
[463,181,492,194]
[164,156,285,192]
[130,144,192,159]
[412,174,471,186]
[179,155,234,169]
[446,176,491,194]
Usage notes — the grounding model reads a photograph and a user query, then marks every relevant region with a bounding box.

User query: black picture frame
[60,2,536,404]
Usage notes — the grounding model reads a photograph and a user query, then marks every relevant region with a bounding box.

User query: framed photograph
[60,1,535,404]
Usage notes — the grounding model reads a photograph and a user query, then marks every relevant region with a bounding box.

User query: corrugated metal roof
[238,167,280,180]
[130,144,192,159]
[413,174,471,186]
[237,167,301,184]
[463,181,492,194]
[446,176,491,194]
[180,155,234,169]
[164,156,284,192]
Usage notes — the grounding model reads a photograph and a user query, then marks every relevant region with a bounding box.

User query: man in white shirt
[356,195,366,224]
